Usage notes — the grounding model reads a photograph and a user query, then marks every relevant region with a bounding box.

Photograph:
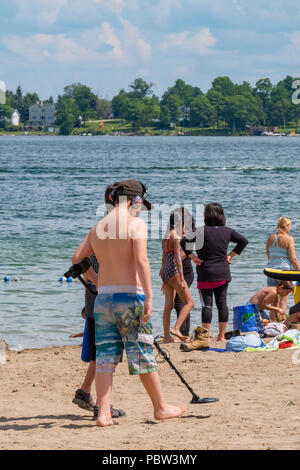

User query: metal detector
[153,336,219,404]
[64,259,219,405]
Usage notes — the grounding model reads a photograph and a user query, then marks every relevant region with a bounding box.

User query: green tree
[111,89,128,118]
[64,83,97,123]
[96,97,111,119]
[5,90,14,107]
[210,76,236,97]
[223,94,262,133]
[14,85,23,112]
[121,96,160,130]
[268,77,295,128]
[190,95,214,127]
[56,95,78,135]
[128,78,155,99]
[253,78,273,125]
[206,89,225,127]
[160,79,202,126]
[159,105,172,128]
[0,104,12,128]
[160,93,182,125]
[21,92,39,122]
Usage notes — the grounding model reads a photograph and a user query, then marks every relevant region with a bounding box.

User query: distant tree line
[1,75,300,134]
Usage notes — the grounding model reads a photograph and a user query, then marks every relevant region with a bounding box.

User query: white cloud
[286,31,300,59]
[259,31,300,67]
[120,18,152,60]
[148,0,181,23]
[3,19,152,67]
[232,0,246,16]
[174,65,190,77]
[14,0,68,25]
[96,22,124,60]
[4,33,91,63]
[91,0,125,14]
[12,0,128,26]
[161,28,217,56]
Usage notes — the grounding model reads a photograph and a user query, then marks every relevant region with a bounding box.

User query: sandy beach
[0,338,299,451]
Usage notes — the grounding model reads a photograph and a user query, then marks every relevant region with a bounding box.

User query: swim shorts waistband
[97,285,145,295]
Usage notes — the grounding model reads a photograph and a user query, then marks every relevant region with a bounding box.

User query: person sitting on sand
[72,179,186,427]
[160,208,200,343]
[248,281,294,323]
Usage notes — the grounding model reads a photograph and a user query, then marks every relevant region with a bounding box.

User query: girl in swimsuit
[160,208,200,343]
[266,216,300,313]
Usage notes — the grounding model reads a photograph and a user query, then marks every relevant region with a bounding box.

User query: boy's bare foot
[96,412,114,427]
[154,404,187,421]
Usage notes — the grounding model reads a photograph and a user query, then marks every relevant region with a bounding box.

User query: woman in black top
[195,203,248,341]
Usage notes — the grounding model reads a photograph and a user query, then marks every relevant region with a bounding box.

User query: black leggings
[198,283,229,324]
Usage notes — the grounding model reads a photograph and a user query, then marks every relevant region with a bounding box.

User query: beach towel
[226,334,265,352]
[244,329,300,352]
[264,329,300,350]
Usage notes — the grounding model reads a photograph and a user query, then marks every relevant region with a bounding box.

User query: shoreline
[1,340,299,450]
[1,132,300,138]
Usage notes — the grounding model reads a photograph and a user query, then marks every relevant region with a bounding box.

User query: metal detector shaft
[77,275,97,296]
[153,337,199,400]
[153,337,219,404]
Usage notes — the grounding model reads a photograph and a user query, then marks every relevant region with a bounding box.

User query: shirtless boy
[248,281,294,322]
[72,179,186,427]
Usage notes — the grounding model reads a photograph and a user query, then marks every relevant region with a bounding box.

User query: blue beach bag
[81,320,91,363]
[233,304,262,335]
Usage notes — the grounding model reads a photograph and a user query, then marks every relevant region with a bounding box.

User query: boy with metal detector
[66,180,218,426]
[70,180,187,427]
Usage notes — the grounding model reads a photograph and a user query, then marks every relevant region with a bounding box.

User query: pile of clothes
[225,329,300,353]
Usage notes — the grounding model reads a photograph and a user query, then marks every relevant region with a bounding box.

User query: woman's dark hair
[204,203,226,226]
[169,208,195,231]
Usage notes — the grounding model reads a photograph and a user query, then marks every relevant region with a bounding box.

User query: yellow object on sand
[295,284,300,304]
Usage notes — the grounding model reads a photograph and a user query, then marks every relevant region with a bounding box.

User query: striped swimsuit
[160,238,179,283]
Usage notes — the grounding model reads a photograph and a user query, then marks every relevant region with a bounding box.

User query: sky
[0,0,300,100]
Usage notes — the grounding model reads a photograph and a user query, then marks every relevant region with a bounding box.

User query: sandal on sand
[93,405,126,419]
[224,329,241,340]
[72,388,95,412]
[170,330,189,342]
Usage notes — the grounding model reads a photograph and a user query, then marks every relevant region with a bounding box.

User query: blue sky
[0,0,300,100]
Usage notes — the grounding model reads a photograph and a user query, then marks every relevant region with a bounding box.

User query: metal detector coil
[153,337,219,405]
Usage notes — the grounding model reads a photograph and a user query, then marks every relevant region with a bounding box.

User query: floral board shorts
[94,286,157,376]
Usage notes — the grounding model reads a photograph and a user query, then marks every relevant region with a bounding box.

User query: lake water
[0,135,299,349]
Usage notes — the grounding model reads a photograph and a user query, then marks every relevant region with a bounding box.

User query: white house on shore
[29,102,56,128]
[11,109,20,126]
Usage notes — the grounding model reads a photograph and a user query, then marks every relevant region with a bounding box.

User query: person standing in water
[266,216,300,313]
[72,180,186,427]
